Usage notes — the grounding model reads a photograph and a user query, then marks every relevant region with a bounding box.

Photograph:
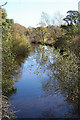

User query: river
[9,44,79,118]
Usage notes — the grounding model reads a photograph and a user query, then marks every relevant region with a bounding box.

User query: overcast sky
[0,0,79,27]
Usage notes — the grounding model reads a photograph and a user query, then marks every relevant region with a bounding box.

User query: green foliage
[12,34,31,57]
[54,10,80,58]
[27,25,65,45]
[2,9,17,96]
[63,10,80,25]
[53,51,79,104]
[2,9,31,96]
[41,48,80,105]
[11,23,31,57]
[2,9,7,19]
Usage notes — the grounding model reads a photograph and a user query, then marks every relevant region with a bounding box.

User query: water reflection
[34,45,80,118]
[9,44,79,118]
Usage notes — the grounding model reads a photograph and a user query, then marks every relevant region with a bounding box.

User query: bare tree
[38,12,51,27]
[53,12,64,26]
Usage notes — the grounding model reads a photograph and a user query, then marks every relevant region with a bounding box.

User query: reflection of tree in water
[43,50,80,117]
[47,51,79,103]
[36,46,79,104]
[28,45,55,77]
[36,45,50,66]
[35,45,56,71]
[33,45,80,118]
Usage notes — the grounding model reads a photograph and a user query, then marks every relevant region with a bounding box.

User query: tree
[63,10,80,25]
[39,12,50,27]
[53,12,64,26]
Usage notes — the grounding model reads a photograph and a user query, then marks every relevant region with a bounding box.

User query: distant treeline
[25,10,80,57]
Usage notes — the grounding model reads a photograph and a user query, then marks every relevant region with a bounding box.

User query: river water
[9,44,79,118]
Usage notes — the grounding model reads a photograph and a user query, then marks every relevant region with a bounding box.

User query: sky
[0,0,79,27]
